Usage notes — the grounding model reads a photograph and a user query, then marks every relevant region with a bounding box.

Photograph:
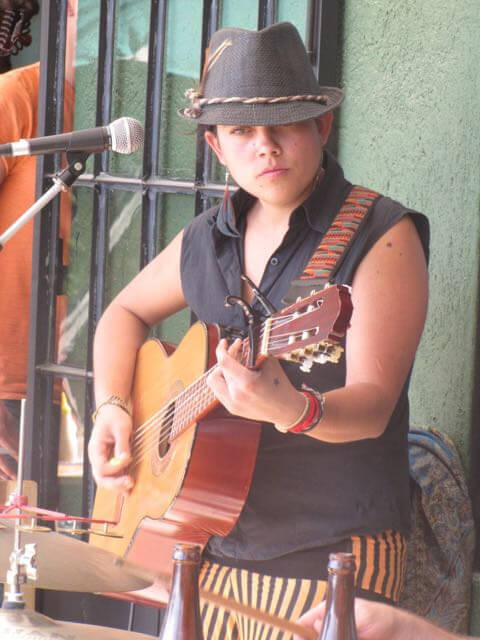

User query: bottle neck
[159,547,204,640]
[319,568,357,640]
[324,571,355,618]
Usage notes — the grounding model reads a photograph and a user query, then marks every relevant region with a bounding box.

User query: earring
[219,169,236,228]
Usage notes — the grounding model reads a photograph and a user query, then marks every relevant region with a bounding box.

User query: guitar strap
[283,185,381,304]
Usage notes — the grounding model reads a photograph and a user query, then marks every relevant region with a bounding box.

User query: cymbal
[0,606,155,639]
[0,519,153,593]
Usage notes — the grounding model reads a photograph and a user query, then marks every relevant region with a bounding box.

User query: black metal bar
[194,0,220,216]
[307,0,341,156]
[24,0,65,512]
[44,0,68,366]
[258,0,277,29]
[143,0,166,179]
[310,0,340,86]
[75,173,225,195]
[87,0,117,360]
[141,0,167,267]
[35,363,93,379]
[83,0,118,519]
[94,0,116,175]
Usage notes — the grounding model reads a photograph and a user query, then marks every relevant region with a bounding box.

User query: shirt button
[270,257,279,266]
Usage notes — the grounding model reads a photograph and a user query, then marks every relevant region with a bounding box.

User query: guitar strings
[127,310,330,469]
[130,368,218,467]
[129,314,275,443]
[129,312,322,453]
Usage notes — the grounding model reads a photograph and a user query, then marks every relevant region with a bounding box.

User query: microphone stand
[0,151,90,250]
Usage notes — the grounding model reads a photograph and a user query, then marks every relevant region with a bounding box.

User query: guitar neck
[169,333,258,442]
[170,369,219,441]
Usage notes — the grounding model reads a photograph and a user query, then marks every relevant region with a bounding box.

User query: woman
[88,22,428,639]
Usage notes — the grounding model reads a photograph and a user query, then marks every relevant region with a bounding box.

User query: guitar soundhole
[157,400,175,458]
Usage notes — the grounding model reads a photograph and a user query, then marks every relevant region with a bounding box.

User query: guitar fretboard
[169,370,218,441]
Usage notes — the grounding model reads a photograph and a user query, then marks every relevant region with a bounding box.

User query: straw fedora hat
[179,22,344,126]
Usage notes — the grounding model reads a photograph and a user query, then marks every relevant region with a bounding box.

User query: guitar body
[89,285,352,607]
[90,322,262,606]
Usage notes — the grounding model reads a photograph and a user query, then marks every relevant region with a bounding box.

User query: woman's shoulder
[183,203,220,235]
[332,189,429,284]
[371,194,429,261]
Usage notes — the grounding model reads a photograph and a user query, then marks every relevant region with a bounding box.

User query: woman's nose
[254,127,281,157]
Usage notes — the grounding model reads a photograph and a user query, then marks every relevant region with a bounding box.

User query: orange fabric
[0,63,72,400]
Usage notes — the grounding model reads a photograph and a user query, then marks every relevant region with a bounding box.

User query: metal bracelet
[92,394,131,422]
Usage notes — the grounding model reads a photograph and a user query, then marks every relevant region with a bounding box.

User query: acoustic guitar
[89,284,352,606]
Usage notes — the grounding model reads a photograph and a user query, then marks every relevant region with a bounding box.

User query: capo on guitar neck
[224,296,259,368]
[240,273,277,316]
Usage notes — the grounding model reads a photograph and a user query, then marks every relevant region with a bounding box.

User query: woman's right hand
[88,404,134,494]
[295,598,459,640]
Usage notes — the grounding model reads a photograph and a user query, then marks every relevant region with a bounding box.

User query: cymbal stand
[2,399,37,609]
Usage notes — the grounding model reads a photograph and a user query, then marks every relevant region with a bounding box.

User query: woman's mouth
[259,167,288,178]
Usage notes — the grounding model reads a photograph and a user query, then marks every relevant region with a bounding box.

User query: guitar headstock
[262,284,352,370]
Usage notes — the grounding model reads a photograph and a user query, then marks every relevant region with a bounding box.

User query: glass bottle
[317,552,358,640]
[158,543,205,640]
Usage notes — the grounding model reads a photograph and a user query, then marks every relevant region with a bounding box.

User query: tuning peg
[312,344,344,364]
[299,357,314,373]
[313,352,330,365]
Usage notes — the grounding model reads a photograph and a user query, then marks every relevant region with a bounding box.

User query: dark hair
[0,1,39,16]
[0,1,39,68]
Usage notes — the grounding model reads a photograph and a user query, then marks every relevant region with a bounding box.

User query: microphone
[0,117,144,156]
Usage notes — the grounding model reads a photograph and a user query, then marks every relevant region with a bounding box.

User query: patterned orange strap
[300,185,380,285]
[282,186,380,305]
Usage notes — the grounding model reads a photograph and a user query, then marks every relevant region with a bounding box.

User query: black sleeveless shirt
[180,152,429,575]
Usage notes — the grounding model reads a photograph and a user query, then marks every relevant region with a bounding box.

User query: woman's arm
[88,230,187,490]
[207,215,428,441]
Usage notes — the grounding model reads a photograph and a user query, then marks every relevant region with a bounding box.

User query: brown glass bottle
[158,543,205,640]
[317,552,358,640]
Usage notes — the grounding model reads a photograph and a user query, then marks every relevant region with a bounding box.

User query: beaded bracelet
[288,391,319,433]
[290,389,325,434]
[92,394,131,422]
[274,389,324,434]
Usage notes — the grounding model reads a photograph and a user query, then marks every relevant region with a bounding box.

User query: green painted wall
[339,0,480,468]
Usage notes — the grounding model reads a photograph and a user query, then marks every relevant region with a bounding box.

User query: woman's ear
[316,112,334,146]
[204,129,226,165]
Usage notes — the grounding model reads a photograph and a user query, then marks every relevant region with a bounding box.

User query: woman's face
[205,113,333,212]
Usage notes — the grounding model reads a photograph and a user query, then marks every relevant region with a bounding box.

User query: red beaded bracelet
[288,391,318,433]
[274,389,326,434]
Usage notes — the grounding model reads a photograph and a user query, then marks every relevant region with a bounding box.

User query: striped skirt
[200,530,406,640]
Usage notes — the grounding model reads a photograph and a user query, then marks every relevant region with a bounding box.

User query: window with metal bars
[25,0,341,630]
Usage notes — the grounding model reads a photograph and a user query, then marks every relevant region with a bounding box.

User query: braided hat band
[182,92,330,120]
[179,22,344,126]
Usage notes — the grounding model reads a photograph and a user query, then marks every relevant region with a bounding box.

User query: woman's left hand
[207,338,305,428]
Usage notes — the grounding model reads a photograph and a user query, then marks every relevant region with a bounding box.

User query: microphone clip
[53,151,90,190]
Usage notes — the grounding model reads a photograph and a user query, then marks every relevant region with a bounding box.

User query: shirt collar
[215,150,351,237]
